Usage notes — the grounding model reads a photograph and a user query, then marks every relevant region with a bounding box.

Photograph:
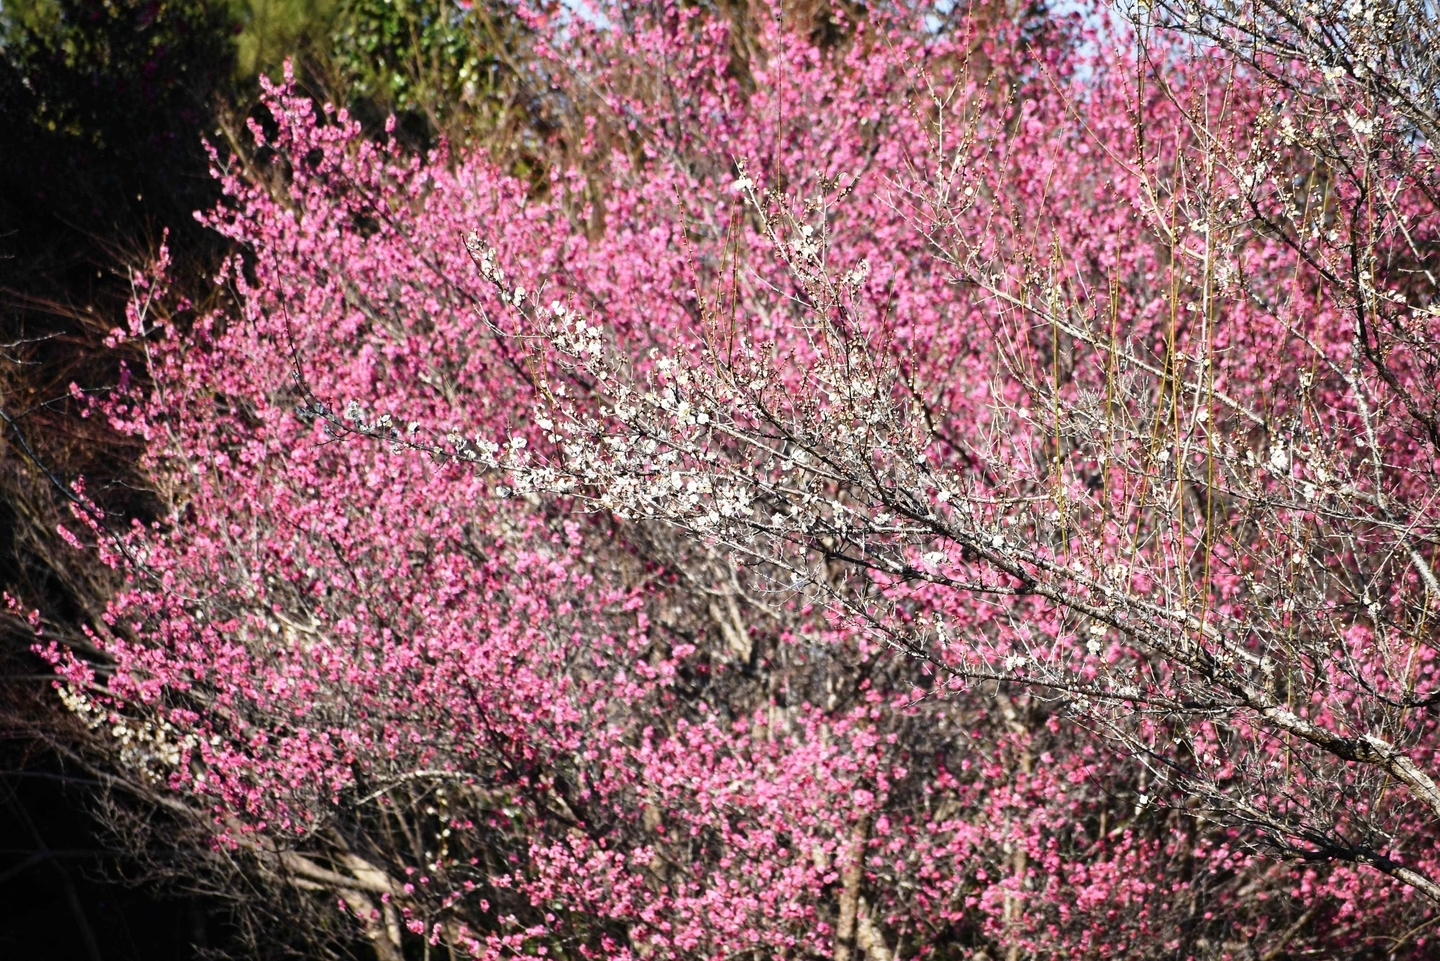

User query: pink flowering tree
[37,0,1440,958]
[491,0,1440,911]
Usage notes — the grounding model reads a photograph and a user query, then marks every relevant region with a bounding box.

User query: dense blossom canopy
[37,0,1440,957]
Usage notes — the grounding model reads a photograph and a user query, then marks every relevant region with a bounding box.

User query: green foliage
[226,0,531,144]
[3,0,532,154]
[231,0,339,79]
[329,0,522,139]
[0,0,235,151]
[0,0,236,295]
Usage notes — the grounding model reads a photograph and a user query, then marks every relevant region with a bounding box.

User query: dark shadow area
[0,763,215,961]
[0,2,234,956]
